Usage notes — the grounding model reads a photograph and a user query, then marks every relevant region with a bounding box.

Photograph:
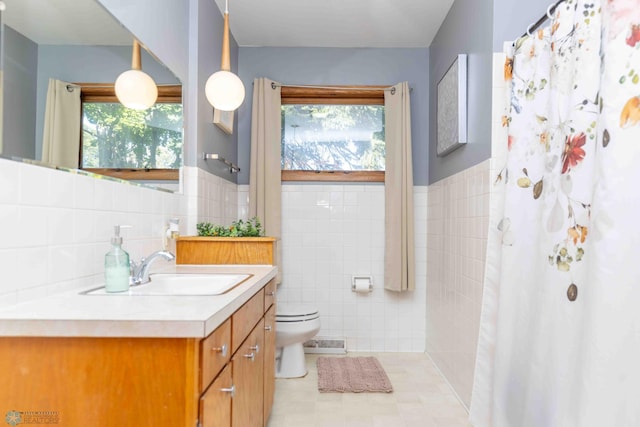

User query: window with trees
[281,86,386,182]
[79,84,182,181]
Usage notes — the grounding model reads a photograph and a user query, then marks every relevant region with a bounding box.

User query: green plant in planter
[197,217,264,237]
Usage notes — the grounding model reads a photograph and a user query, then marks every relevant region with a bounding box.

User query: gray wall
[493,0,550,51]
[96,0,189,83]
[429,0,551,184]
[237,47,430,186]
[187,0,240,179]
[428,0,494,184]
[3,26,37,160]
[35,45,178,159]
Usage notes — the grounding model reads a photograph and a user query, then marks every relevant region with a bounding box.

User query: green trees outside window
[81,102,183,169]
[281,104,385,171]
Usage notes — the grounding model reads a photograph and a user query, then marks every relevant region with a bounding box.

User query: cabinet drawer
[200,318,231,392]
[263,279,276,312]
[232,289,265,354]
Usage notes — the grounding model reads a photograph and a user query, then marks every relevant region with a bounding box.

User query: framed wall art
[437,54,467,156]
[213,108,234,135]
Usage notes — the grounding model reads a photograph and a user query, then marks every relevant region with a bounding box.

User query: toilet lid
[276,304,319,318]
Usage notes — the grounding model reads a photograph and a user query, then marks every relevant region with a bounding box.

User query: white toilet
[275,304,321,378]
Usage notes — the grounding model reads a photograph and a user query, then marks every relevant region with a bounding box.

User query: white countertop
[0,265,277,338]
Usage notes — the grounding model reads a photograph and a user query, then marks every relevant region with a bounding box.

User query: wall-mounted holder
[351,276,373,293]
[202,153,240,173]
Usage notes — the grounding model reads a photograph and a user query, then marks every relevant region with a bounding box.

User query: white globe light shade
[205,70,245,111]
[115,69,158,110]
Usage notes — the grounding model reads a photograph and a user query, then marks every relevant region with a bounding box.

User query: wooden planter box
[176,236,277,265]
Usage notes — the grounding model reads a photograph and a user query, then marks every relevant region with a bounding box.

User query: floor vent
[303,337,347,354]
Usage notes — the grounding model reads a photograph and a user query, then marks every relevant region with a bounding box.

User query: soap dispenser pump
[104,225,131,293]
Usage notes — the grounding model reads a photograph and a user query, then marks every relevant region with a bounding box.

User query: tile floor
[266,353,472,427]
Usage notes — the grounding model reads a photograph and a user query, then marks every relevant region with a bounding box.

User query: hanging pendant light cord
[131,40,142,71]
[220,0,231,71]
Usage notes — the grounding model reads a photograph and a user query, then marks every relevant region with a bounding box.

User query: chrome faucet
[130,250,175,285]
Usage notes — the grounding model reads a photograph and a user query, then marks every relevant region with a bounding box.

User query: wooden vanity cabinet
[0,278,277,427]
[0,336,202,427]
[199,278,277,427]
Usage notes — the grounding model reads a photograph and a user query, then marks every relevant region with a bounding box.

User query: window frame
[78,83,182,181]
[280,86,386,183]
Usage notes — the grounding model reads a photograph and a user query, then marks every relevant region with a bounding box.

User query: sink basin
[83,273,252,296]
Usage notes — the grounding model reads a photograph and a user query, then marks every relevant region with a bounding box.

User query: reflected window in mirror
[79,84,182,181]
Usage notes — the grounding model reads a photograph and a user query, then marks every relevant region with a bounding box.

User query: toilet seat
[276,304,319,322]
[276,313,319,322]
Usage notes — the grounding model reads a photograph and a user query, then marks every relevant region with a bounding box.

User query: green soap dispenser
[104,225,131,292]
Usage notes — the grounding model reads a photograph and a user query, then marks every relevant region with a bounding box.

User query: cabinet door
[263,305,276,426]
[232,319,265,427]
[199,364,233,427]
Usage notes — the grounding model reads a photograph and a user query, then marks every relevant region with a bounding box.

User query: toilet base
[276,342,307,378]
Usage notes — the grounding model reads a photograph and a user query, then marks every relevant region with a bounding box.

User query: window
[281,86,386,182]
[79,84,182,181]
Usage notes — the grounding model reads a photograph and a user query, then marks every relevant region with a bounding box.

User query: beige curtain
[42,79,81,168]
[384,82,415,292]
[249,78,282,283]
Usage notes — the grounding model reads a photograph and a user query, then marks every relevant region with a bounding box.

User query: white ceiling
[3,0,455,49]
[3,0,131,45]
[214,0,455,48]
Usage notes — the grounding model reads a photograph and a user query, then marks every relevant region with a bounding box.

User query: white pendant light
[115,40,158,110]
[205,0,245,111]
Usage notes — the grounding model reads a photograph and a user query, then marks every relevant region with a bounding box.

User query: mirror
[1,0,183,190]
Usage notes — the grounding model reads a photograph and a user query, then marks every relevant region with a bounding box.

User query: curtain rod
[517,0,565,42]
[269,82,399,94]
[65,83,177,92]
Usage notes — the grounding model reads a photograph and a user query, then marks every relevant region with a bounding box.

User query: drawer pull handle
[212,344,228,357]
[264,325,272,332]
[250,344,260,353]
[220,385,235,397]
[266,291,275,297]
[244,352,255,361]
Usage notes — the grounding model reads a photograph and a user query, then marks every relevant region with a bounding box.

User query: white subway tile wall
[0,161,236,307]
[237,184,428,353]
[426,159,490,409]
[424,52,506,410]
[183,166,239,233]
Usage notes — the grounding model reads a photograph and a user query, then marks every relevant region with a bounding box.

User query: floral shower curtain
[470,1,640,426]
